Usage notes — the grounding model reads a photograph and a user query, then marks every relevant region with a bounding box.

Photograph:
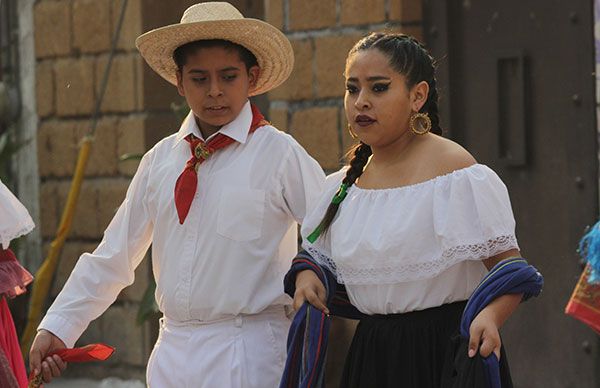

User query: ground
[46,377,144,387]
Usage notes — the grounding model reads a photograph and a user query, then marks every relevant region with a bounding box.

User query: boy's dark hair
[311,32,442,240]
[173,39,259,72]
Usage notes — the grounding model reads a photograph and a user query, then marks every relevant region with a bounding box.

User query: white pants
[146,306,291,388]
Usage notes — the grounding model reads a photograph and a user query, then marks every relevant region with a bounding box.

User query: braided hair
[307,32,442,243]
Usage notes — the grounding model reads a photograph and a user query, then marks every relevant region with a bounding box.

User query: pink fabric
[0,248,32,298]
[0,298,27,388]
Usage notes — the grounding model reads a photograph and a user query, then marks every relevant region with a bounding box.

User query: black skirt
[339,301,513,388]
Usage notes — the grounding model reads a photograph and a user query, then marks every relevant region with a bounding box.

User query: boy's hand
[29,329,68,383]
[293,270,329,314]
[468,308,501,360]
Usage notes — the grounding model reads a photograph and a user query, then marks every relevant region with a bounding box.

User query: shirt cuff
[38,313,86,348]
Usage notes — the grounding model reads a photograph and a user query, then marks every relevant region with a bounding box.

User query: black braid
[342,142,372,186]
[312,143,372,237]
[421,75,442,135]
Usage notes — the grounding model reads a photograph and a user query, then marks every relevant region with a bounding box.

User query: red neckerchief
[174,104,269,224]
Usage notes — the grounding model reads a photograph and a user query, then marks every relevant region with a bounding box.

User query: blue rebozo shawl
[441,257,543,388]
[280,252,543,388]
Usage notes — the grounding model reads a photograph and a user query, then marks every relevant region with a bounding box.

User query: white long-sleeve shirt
[39,101,325,347]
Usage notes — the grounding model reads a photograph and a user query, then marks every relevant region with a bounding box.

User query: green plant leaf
[119,153,144,162]
[171,100,190,122]
[0,132,31,183]
[136,279,159,326]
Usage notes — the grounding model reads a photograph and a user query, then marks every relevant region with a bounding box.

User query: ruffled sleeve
[433,164,519,261]
[0,180,34,249]
[305,164,520,286]
[0,248,33,298]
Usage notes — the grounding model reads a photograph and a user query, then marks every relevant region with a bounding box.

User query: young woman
[292,32,526,387]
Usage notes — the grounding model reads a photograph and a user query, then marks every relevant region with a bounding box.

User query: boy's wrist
[39,313,82,348]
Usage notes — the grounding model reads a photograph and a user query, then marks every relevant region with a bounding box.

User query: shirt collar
[173,100,252,148]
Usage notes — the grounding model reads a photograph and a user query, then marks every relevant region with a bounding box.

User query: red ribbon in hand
[28,344,115,387]
[48,343,115,362]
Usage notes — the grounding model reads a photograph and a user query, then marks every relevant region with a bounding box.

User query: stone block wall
[265,0,423,172]
[33,0,264,380]
[32,0,422,381]
[34,0,157,380]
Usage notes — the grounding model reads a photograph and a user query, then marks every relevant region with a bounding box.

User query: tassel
[578,221,600,283]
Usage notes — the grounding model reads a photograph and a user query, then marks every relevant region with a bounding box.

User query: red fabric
[49,343,115,362]
[0,298,27,388]
[28,344,115,386]
[0,348,19,388]
[174,104,269,224]
[0,248,33,298]
[565,265,600,334]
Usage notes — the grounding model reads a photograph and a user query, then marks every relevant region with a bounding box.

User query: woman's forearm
[482,293,523,327]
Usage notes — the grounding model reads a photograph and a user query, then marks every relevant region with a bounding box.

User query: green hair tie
[331,183,348,205]
[306,225,322,243]
[306,183,349,243]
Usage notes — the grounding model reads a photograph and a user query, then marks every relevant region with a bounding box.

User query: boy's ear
[176,70,185,97]
[248,65,260,88]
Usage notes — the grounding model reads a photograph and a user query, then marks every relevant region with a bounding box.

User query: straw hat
[135,2,294,96]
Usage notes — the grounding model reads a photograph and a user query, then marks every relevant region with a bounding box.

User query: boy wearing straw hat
[29,2,325,387]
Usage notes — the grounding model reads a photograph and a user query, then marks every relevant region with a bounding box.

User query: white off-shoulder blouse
[0,179,34,249]
[300,164,519,315]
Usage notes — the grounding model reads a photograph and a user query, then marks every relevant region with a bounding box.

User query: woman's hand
[468,293,522,359]
[293,269,329,314]
[468,308,501,359]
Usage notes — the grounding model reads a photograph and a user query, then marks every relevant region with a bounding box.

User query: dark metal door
[424,1,599,387]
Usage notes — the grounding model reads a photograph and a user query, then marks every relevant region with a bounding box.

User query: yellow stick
[20,136,93,356]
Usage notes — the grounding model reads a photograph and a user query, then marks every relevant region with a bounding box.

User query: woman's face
[344,48,428,148]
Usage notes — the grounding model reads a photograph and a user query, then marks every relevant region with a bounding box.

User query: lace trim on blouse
[305,234,518,285]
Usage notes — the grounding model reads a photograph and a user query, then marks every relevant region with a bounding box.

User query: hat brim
[135,18,294,96]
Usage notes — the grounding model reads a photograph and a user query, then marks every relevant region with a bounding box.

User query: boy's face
[176,46,259,135]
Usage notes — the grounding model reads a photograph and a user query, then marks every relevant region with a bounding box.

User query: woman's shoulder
[423,135,477,176]
[415,136,510,199]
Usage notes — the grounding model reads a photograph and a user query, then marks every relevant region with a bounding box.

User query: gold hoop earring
[347,124,358,139]
[409,112,432,135]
